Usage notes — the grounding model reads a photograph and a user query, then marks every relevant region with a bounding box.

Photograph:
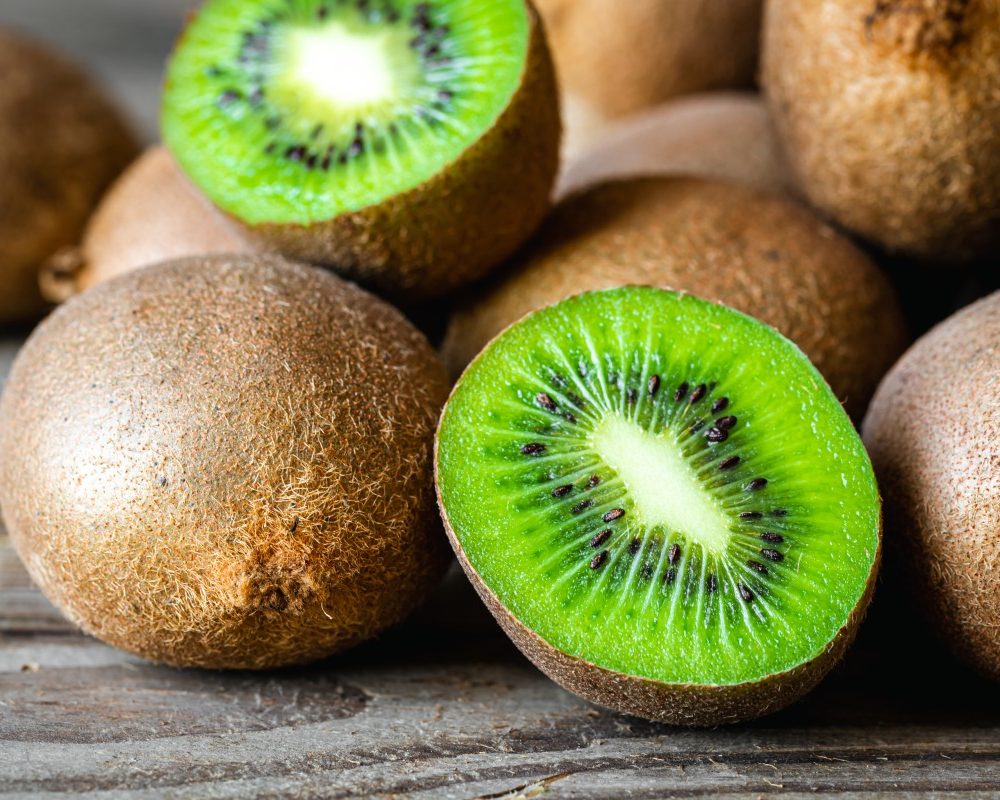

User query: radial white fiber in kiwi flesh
[436,287,881,724]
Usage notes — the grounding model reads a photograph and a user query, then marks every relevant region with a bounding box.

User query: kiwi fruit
[0,26,137,325]
[558,92,791,199]
[0,254,451,669]
[762,0,1000,262]
[537,0,762,153]
[436,286,881,725]
[863,291,1000,680]
[443,178,908,419]
[41,147,253,302]
[161,0,560,299]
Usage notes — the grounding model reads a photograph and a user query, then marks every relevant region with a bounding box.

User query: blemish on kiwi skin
[521,443,545,456]
[674,382,689,402]
[738,584,754,602]
[603,508,625,523]
[746,477,769,492]
[707,574,718,593]
[748,559,769,574]
[719,455,741,471]
[711,397,730,413]
[689,384,707,404]
[668,543,681,564]
[552,484,573,498]
[740,511,763,520]
[761,532,784,543]
[761,548,784,562]
[573,499,593,515]
[590,529,612,548]
[648,375,661,397]
[590,551,609,570]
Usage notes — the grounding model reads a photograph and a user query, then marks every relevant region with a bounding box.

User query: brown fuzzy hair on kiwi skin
[0,255,451,670]
[443,178,908,420]
[0,27,137,324]
[762,0,1000,263]
[224,3,560,300]
[41,147,252,303]
[538,0,762,150]
[863,291,1000,681]
[557,92,792,199]
[435,411,880,726]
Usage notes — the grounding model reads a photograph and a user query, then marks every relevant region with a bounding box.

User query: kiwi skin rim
[201,2,561,300]
[434,289,882,726]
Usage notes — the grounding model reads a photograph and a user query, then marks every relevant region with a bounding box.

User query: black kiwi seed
[772,508,789,517]
[705,427,728,443]
[747,559,769,574]
[711,397,730,413]
[551,484,573,498]
[738,584,754,602]
[627,388,637,405]
[761,532,784,543]
[590,551,609,570]
[590,529,612,548]
[668,543,681,564]
[707,574,718,593]
[603,508,625,523]
[572,499,593,515]
[629,538,641,555]
[761,548,784,562]
[716,416,738,430]
[689,384,707,404]
[740,511,763,520]
[745,478,769,492]
[521,443,545,455]
[663,568,677,584]
[217,89,241,107]
[536,392,557,412]
[719,455,741,471]
[648,375,661,396]
[674,382,689,402]
[588,474,601,488]
[689,419,706,434]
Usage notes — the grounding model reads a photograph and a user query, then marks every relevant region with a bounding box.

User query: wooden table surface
[3,2,1000,798]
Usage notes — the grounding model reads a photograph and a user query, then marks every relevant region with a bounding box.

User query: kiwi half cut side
[436,287,881,725]
[162,0,559,298]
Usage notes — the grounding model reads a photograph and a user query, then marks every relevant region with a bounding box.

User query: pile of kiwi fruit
[1,0,997,728]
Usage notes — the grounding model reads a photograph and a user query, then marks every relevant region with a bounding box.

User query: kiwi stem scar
[590,415,733,555]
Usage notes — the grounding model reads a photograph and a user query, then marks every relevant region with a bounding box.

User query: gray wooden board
[3,339,1000,797]
[3,1,1000,796]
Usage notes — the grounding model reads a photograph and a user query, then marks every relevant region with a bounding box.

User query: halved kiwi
[162,0,560,298]
[436,287,880,725]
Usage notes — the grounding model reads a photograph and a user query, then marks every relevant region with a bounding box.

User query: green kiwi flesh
[162,0,559,297]
[436,287,880,724]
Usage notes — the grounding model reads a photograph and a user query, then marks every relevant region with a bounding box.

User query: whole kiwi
[0,27,137,324]
[538,0,763,152]
[40,147,253,302]
[558,92,791,198]
[863,291,1000,680]
[443,178,908,419]
[0,255,451,669]
[762,0,1000,262]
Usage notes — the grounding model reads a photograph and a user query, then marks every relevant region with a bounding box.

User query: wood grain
[2,0,1000,795]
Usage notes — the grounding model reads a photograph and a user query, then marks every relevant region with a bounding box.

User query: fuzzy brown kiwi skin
[762,0,1000,262]
[0,27,138,324]
[213,2,561,300]
[557,93,792,199]
[863,292,1000,681]
[0,255,451,669]
[538,0,762,124]
[443,178,908,420]
[40,147,253,302]
[434,359,882,726]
